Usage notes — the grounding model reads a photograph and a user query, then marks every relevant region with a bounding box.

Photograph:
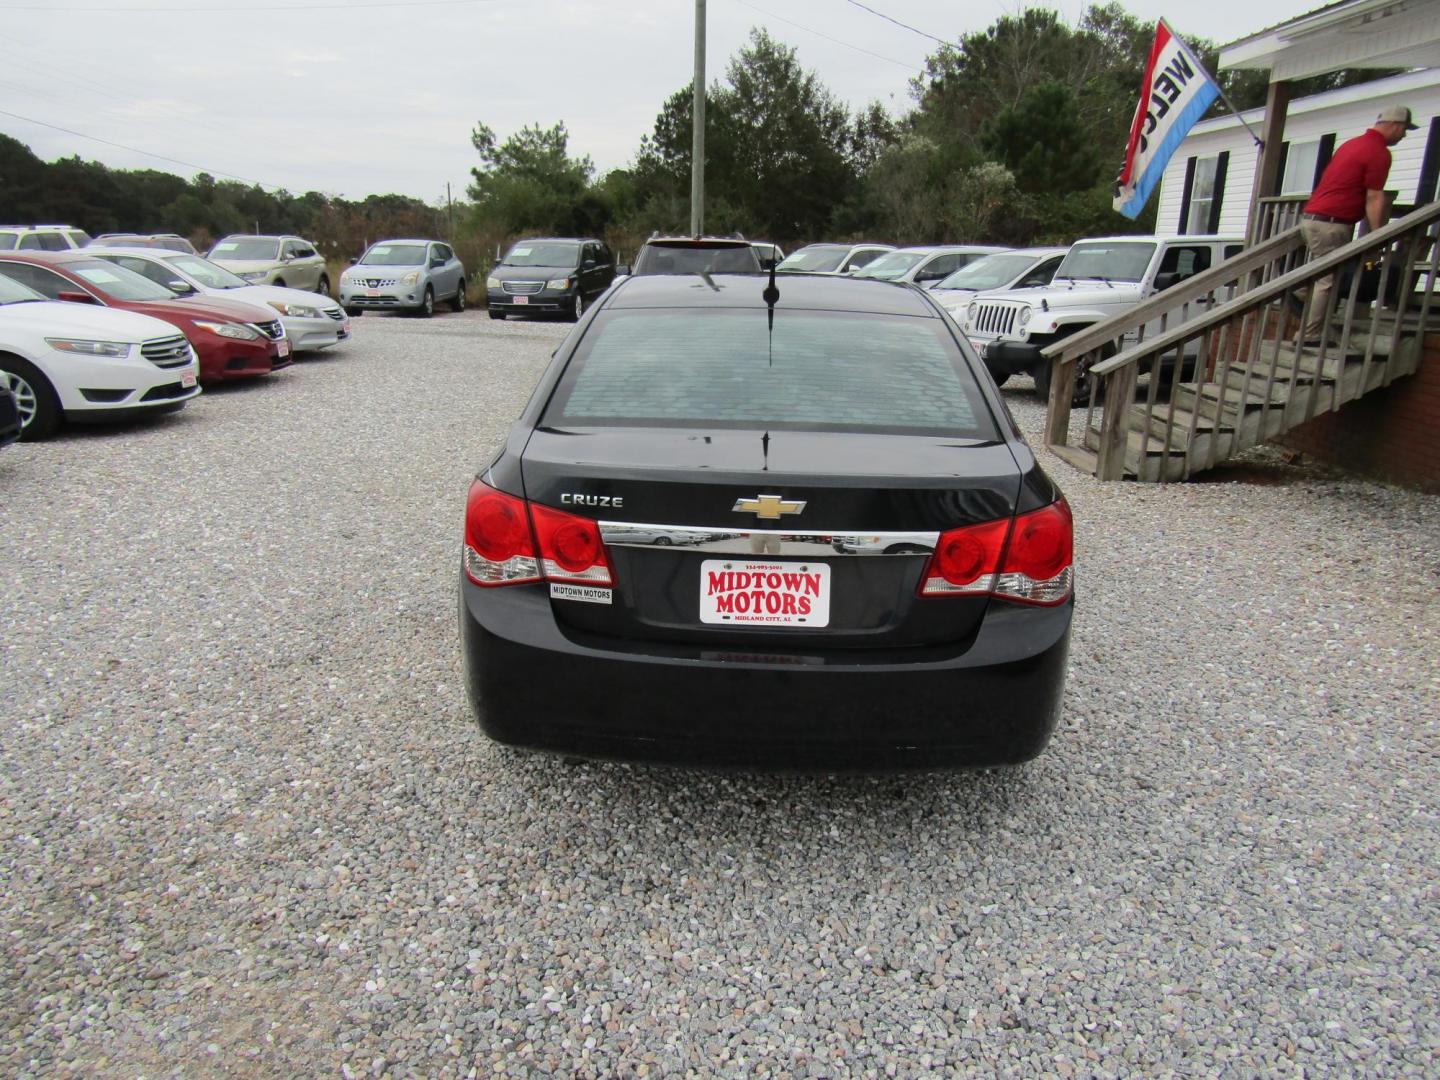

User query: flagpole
[1162,18,1264,149]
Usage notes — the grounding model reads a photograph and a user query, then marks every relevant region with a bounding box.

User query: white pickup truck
[959,234,1243,399]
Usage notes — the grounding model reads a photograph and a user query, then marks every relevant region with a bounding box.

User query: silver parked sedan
[85,248,351,352]
[340,240,466,318]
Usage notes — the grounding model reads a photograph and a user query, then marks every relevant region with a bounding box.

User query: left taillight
[463,480,614,588]
[463,481,539,586]
[920,497,1073,605]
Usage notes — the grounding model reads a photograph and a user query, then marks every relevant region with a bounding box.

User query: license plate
[512,295,529,305]
[699,559,830,627]
[365,288,380,297]
[277,338,292,357]
[180,370,197,388]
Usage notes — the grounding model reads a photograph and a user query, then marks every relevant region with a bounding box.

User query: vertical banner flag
[1113,20,1220,219]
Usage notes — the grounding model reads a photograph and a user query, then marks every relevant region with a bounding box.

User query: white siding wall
[1155,70,1440,237]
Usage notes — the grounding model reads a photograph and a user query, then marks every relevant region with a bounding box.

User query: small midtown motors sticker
[549,583,612,605]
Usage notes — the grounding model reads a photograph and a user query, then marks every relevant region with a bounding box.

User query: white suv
[960,234,1243,399]
[0,274,200,440]
[0,225,92,251]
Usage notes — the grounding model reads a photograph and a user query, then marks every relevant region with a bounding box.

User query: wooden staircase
[1042,203,1440,482]
[1079,316,1426,481]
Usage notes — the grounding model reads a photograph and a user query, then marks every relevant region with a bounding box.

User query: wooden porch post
[1246,79,1293,244]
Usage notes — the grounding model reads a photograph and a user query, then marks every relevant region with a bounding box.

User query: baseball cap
[1376,104,1419,130]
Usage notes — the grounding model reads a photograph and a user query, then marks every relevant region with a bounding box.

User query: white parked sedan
[0,274,200,440]
[85,248,350,352]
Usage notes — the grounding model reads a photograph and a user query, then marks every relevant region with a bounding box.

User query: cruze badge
[561,493,623,508]
[733,494,806,520]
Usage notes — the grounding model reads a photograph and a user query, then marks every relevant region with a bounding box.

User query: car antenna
[762,258,780,367]
[761,430,770,471]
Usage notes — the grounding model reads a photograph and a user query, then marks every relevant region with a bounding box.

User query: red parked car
[0,251,291,382]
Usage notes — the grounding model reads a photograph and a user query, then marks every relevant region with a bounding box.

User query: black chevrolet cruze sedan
[459,271,1073,769]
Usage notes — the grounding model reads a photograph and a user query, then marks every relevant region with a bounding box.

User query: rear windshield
[634,244,760,275]
[545,309,996,438]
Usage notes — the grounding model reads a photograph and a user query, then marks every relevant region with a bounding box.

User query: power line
[0,107,284,191]
[842,0,949,46]
[729,0,918,71]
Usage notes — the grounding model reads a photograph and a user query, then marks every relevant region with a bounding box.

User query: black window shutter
[1177,156,1197,233]
[1313,133,1337,186]
[1416,117,1440,205]
[1276,141,1290,191]
[1207,151,1230,232]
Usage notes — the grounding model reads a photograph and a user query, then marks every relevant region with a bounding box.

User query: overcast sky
[3,0,1306,205]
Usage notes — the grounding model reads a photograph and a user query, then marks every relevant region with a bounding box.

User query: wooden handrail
[1089,201,1440,378]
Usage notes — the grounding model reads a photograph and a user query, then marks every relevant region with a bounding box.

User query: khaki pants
[1301,218,1354,339]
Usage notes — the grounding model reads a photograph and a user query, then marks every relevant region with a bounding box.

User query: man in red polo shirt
[1301,104,1418,341]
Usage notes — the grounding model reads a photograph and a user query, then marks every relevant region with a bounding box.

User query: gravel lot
[2,310,1437,1077]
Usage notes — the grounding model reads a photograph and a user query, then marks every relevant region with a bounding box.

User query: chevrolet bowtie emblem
[733,494,806,520]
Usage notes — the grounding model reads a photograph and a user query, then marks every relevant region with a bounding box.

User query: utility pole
[690,0,705,237]
[446,181,454,240]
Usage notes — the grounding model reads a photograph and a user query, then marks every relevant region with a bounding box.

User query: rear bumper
[486,290,573,316]
[459,574,1071,770]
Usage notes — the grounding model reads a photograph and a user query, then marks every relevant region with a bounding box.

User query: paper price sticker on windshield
[699,560,830,627]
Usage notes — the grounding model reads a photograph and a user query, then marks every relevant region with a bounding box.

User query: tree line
[2,3,1384,269]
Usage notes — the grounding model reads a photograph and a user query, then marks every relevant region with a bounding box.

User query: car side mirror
[347,257,357,266]
[616,264,631,276]
[759,257,777,270]
[582,258,596,269]
[168,279,196,295]
[1153,272,1180,291]
[430,258,444,268]
[57,290,98,304]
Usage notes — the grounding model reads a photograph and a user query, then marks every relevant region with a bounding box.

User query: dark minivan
[487,237,615,321]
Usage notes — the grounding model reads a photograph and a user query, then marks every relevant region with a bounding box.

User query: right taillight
[920,497,1073,605]
[463,480,615,588]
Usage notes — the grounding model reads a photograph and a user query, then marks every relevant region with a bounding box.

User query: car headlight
[546,277,571,290]
[966,302,978,324]
[486,276,500,289]
[45,337,131,358]
[192,320,261,340]
[400,271,420,286]
[238,271,268,281]
[267,300,324,319]
[1017,306,1032,329]
[340,269,353,283]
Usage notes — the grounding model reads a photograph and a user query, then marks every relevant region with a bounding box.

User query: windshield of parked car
[934,252,1043,291]
[0,274,45,304]
[776,246,847,273]
[169,255,250,289]
[501,241,580,268]
[1054,242,1155,283]
[358,243,427,266]
[545,309,998,439]
[210,237,281,261]
[634,244,760,275]
[68,259,179,301]
[851,251,928,279]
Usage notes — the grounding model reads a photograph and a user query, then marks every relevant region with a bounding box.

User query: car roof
[604,272,938,316]
[509,236,596,243]
[366,238,438,246]
[85,246,181,258]
[1074,234,1242,244]
[643,236,753,246]
[887,244,1009,254]
[0,250,103,264]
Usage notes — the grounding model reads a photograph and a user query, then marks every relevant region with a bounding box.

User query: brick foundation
[1277,331,1440,492]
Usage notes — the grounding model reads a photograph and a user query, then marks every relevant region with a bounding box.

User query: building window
[1186,155,1218,233]
[1281,139,1322,195]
